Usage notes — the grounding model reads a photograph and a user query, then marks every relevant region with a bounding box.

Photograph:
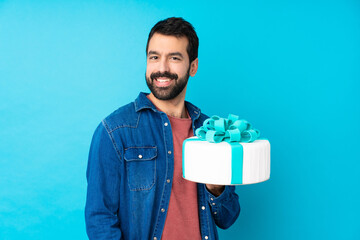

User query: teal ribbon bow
[195,114,260,143]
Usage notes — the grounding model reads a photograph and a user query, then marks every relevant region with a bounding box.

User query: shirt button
[168,151,172,154]
[161,208,165,212]
[153,237,157,240]
[210,197,213,201]
[166,179,170,183]
[214,212,217,215]
[205,236,209,240]
[212,203,216,206]
[164,122,168,126]
[138,155,143,159]
[201,206,205,210]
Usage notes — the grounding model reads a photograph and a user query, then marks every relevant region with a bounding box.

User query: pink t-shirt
[161,113,201,240]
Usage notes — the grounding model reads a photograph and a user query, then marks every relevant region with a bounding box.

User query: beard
[146,68,190,100]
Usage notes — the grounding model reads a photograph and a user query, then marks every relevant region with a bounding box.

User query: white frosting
[183,138,270,185]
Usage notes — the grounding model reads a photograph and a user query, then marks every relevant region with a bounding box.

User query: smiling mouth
[154,77,173,87]
[155,78,171,82]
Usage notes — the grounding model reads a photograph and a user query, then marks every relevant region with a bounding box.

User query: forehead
[148,33,189,56]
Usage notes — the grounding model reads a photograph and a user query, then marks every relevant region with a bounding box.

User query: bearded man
[85,17,240,240]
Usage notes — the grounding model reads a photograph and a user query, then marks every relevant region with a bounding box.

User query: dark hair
[146,17,199,63]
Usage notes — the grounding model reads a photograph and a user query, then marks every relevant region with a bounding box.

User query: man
[85,17,240,240]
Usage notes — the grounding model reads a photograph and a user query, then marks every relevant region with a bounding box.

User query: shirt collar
[134,92,201,120]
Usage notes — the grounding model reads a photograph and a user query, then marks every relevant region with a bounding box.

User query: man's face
[146,33,193,100]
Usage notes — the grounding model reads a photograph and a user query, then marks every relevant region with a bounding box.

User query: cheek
[146,64,155,77]
[173,64,189,76]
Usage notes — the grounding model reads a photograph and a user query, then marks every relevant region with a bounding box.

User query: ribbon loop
[241,129,260,142]
[226,128,241,142]
[196,114,260,143]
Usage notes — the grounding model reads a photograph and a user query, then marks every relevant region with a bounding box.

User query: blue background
[1,0,359,239]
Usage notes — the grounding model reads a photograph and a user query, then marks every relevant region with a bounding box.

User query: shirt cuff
[204,185,233,206]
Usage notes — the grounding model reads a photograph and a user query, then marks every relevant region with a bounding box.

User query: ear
[189,58,198,77]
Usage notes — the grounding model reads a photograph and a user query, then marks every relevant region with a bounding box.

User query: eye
[149,56,158,60]
[171,56,181,61]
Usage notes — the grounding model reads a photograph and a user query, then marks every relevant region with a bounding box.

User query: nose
[159,58,170,72]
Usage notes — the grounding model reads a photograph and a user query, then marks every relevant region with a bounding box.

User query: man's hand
[205,184,225,197]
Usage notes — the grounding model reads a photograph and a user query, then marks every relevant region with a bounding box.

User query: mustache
[150,71,178,81]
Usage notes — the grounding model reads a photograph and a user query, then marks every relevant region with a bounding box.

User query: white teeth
[156,79,170,82]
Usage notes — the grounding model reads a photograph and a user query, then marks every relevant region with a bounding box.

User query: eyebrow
[148,50,184,58]
[148,50,159,55]
[169,52,183,58]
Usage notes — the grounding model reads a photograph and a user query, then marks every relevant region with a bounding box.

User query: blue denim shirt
[85,92,240,240]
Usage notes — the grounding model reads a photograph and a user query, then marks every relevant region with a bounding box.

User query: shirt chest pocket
[124,146,157,191]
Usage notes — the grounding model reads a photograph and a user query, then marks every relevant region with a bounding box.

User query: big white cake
[182,114,271,185]
[182,137,270,185]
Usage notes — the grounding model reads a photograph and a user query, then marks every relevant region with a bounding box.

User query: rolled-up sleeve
[85,122,122,240]
[204,185,240,229]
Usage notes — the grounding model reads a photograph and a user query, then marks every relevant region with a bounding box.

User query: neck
[147,90,188,118]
